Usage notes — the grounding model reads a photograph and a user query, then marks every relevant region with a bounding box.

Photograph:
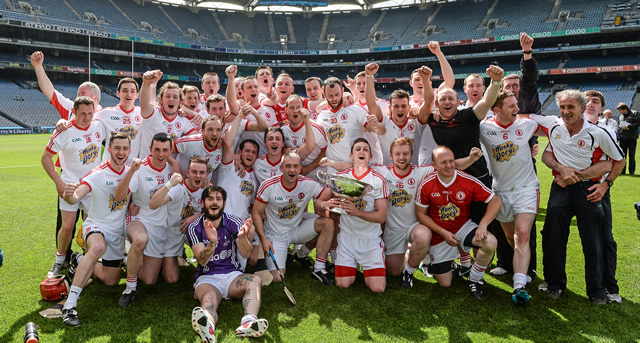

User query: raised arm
[296,109,316,161]
[30,51,55,102]
[114,158,141,202]
[518,32,541,113]
[473,65,503,120]
[429,41,455,89]
[149,172,183,209]
[454,147,483,171]
[222,112,246,163]
[364,63,383,122]
[416,66,434,123]
[225,65,240,115]
[140,70,163,118]
[63,183,91,205]
[235,218,253,259]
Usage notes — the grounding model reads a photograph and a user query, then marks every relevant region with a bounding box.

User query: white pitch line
[0,164,41,169]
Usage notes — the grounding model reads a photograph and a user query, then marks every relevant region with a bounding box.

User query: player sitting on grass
[188,186,268,342]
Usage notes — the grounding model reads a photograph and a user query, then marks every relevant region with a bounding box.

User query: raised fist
[225,65,237,78]
[428,41,442,55]
[143,70,163,83]
[365,63,379,76]
[486,65,504,82]
[130,158,142,171]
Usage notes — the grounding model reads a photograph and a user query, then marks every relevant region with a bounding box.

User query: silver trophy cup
[317,170,381,214]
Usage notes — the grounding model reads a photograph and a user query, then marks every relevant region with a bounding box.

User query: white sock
[63,286,83,310]
[126,275,137,291]
[241,314,257,325]
[468,262,488,283]
[314,256,327,272]
[55,251,66,265]
[404,261,417,274]
[513,273,527,289]
[297,245,312,258]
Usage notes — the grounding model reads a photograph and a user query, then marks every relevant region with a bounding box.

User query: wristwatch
[604,179,614,188]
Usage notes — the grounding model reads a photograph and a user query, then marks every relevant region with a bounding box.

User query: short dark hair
[323,77,342,92]
[264,126,284,143]
[584,90,605,108]
[151,132,172,150]
[117,77,139,92]
[73,96,94,112]
[201,115,223,130]
[491,90,515,110]
[239,139,259,155]
[351,137,371,153]
[202,185,227,203]
[389,89,410,106]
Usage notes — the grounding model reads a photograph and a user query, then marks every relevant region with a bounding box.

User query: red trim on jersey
[281,175,298,192]
[256,175,282,199]
[329,104,343,113]
[106,160,125,175]
[317,187,326,199]
[265,154,282,167]
[144,156,166,173]
[79,181,92,192]
[392,165,413,179]
[358,99,367,108]
[118,104,135,115]
[493,116,515,129]
[289,122,304,133]
[335,265,357,277]
[50,91,71,120]
[363,268,386,277]
[202,94,208,103]
[45,147,57,155]
[255,197,268,204]
[160,107,178,122]
[352,167,372,181]
[246,168,254,173]
[184,182,199,193]
[395,116,410,129]
[69,119,91,131]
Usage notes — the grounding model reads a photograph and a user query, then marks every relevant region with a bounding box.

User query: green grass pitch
[1,134,639,342]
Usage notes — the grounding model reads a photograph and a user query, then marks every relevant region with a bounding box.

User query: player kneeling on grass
[59,132,133,326]
[415,146,501,299]
[253,152,335,285]
[188,186,268,342]
[324,138,388,292]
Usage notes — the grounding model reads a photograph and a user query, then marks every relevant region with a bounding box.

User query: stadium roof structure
[153,0,447,13]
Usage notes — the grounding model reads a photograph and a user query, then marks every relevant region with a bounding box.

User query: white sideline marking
[0,164,41,169]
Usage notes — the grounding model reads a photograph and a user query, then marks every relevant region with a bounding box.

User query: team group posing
[32,31,628,342]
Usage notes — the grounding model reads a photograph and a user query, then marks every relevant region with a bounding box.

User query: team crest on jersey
[408,124,415,131]
[354,199,366,211]
[577,140,585,148]
[108,194,128,212]
[278,203,300,219]
[327,125,345,144]
[79,144,99,165]
[456,191,466,200]
[119,126,138,140]
[240,180,255,197]
[515,129,523,136]
[492,141,518,162]
[181,204,195,219]
[438,202,460,221]
[390,190,411,207]
[408,178,415,186]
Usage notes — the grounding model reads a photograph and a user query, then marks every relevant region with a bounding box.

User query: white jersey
[281,121,328,166]
[530,114,625,172]
[354,99,387,164]
[79,161,130,230]
[128,157,173,227]
[316,105,369,163]
[49,89,103,121]
[217,160,257,220]
[253,154,283,185]
[371,164,434,229]
[378,116,434,165]
[222,118,248,152]
[256,175,325,235]
[174,134,222,180]
[335,167,388,238]
[45,119,106,184]
[480,117,540,194]
[94,105,143,164]
[138,106,196,158]
[166,183,204,228]
[240,104,278,156]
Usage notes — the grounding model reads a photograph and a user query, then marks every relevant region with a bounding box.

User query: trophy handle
[365,185,381,197]
[317,170,329,185]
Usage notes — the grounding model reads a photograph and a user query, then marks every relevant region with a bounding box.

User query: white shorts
[265,214,319,271]
[82,224,125,262]
[59,196,90,213]
[496,189,540,223]
[164,226,186,258]
[428,220,477,266]
[383,221,419,256]
[194,271,244,299]
[335,232,385,271]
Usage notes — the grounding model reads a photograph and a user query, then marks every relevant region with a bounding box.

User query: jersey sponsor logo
[486,131,497,136]
[72,137,82,142]
[278,203,300,219]
[327,125,345,144]
[207,248,234,261]
[119,125,138,140]
[455,191,466,201]
[259,168,269,173]
[438,202,460,221]
[492,141,518,162]
[207,163,214,175]
[108,194,128,212]
[389,189,411,207]
[181,204,195,219]
[354,198,366,211]
[240,180,255,197]
[79,144,99,165]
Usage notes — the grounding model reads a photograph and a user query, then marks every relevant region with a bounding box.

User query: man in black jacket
[616,103,639,175]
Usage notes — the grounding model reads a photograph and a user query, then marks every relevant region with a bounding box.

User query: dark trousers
[542,182,606,299]
[601,189,618,294]
[492,221,537,277]
[619,138,637,174]
[56,197,80,260]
